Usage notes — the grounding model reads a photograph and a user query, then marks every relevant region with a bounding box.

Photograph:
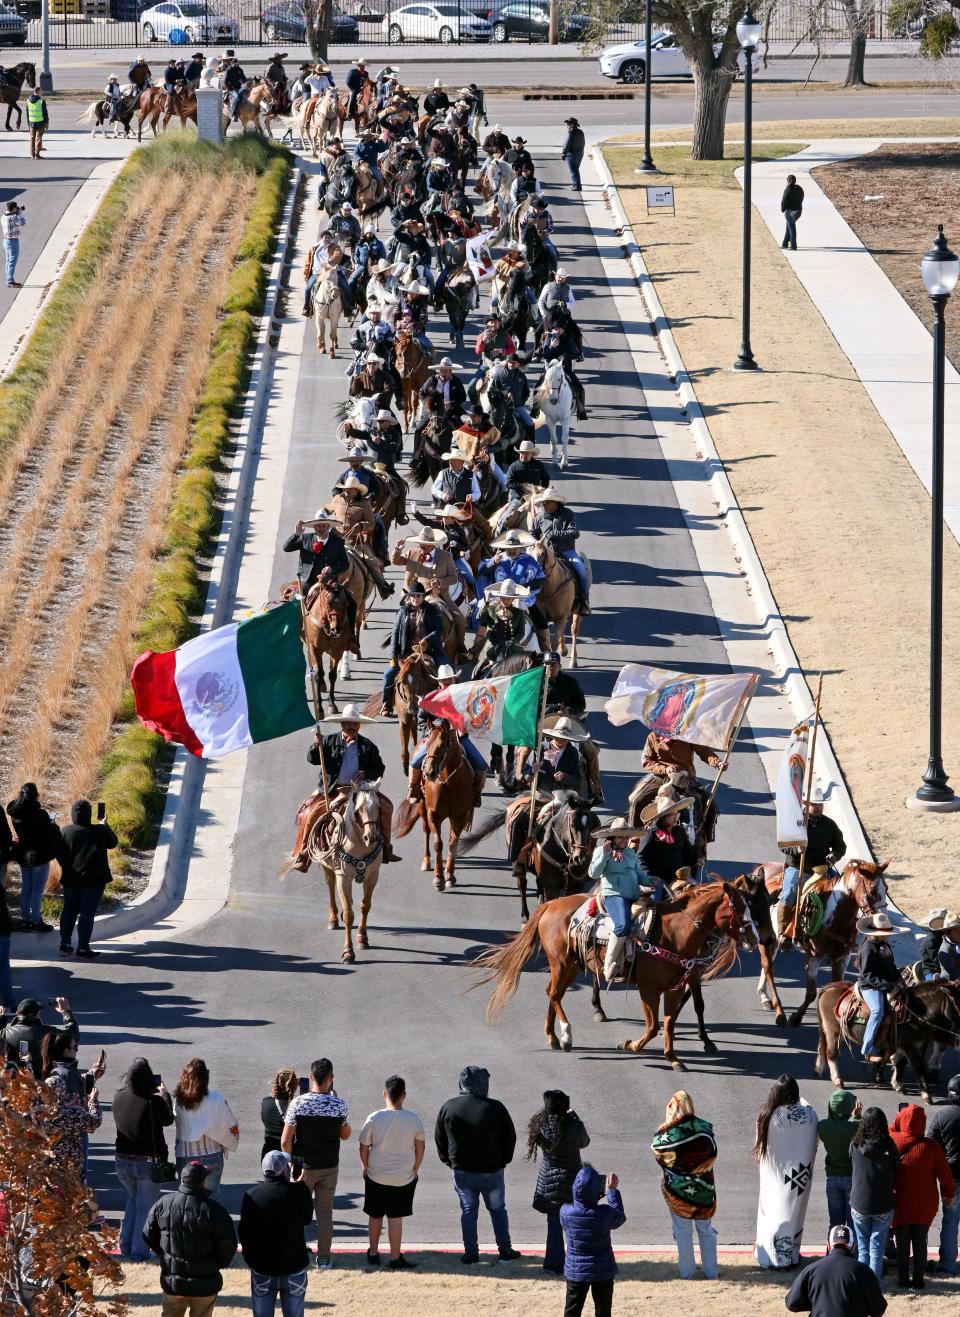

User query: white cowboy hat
[364,350,382,364]
[856,911,896,938]
[375,408,395,422]
[439,356,454,368]
[405,281,431,297]
[808,785,825,804]
[437,663,457,681]
[405,526,448,547]
[337,474,367,492]
[544,715,589,744]
[491,528,536,550]
[440,448,468,462]
[440,503,471,520]
[373,257,394,274]
[340,202,354,213]
[924,908,949,931]
[533,486,567,505]
[321,702,376,725]
[433,77,443,88]
[555,267,568,280]
[543,711,587,738]
[306,509,338,526]
[517,439,539,454]
[592,815,646,841]
[486,579,530,602]
[640,791,696,827]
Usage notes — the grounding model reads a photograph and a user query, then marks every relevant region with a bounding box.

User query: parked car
[338,0,389,16]
[260,0,358,42]
[140,0,239,43]
[489,0,585,42]
[598,30,759,83]
[385,1,492,42]
[0,1,28,42]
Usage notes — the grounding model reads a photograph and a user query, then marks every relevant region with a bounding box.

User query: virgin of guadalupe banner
[604,664,759,752]
[776,723,809,850]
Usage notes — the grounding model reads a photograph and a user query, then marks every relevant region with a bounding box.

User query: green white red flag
[419,665,544,747]
[605,663,758,751]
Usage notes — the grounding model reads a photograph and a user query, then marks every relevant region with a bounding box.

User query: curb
[92,166,304,944]
[589,144,873,864]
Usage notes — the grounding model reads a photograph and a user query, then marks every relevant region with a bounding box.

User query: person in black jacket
[239,1151,313,1316]
[307,708,399,863]
[785,1223,887,1317]
[435,1065,520,1265]
[561,117,585,191]
[382,582,446,713]
[637,791,698,889]
[144,1159,237,1314]
[57,799,118,959]
[261,1068,299,1159]
[928,1073,960,1274]
[781,173,805,251]
[283,513,349,595]
[850,1106,900,1282]
[224,56,247,122]
[114,1057,175,1262]
[527,1089,590,1275]
[545,652,586,718]
[0,995,77,1074]
[7,782,60,931]
[856,914,899,1064]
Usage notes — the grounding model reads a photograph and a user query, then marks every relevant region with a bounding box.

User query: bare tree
[839,0,872,85]
[302,0,334,59]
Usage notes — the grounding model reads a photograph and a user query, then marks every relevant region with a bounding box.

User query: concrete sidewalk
[744,139,960,546]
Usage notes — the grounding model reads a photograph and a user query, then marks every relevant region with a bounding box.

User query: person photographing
[3,201,25,288]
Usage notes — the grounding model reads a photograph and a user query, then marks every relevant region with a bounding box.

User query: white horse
[481,155,512,240]
[313,270,343,357]
[533,360,574,468]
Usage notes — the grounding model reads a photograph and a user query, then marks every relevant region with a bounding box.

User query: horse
[533,360,574,469]
[341,547,376,661]
[354,161,390,226]
[312,270,343,358]
[303,573,354,716]
[335,394,378,446]
[338,78,376,136]
[408,407,455,487]
[442,264,477,352]
[523,224,554,294]
[497,267,532,350]
[78,93,138,138]
[478,156,512,238]
[759,859,890,1027]
[815,978,960,1104]
[224,82,274,135]
[136,86,167,141]
[395,717,474,891]
[506,794,600,924]
[530,539,588,667]
[317,785,385,964]
[1,63,35,131]
[160,87,197,133]
[394,331,431,430]
[472,881,756,1065]
[394,643,439,776]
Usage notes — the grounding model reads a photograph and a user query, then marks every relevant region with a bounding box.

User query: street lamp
[911,224,960,810]
[732,6,761,372]
[634,0,656,174]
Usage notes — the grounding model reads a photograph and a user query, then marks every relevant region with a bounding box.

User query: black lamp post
[733,7,761,372]
[635,0,656,174]
[912,224,960,809]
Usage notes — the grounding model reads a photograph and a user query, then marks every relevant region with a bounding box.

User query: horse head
[560,800,597,869]
[716,881,759,949]
[25,63,37,89]
[348,785,381,848]
[314,572,347,635]
[544,359,565,406]
[352,395,377,430]
[845,858,890,913]
[398,642,437,697]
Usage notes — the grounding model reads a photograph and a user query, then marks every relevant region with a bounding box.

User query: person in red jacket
[889,1103,955,1290]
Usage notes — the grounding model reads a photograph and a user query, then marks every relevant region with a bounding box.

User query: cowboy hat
[924,908,949,931]
[433,77,443,87]
[563,115,580,125]
[512,135,527,144]
[533,486,567,505]
[270,51,288,60]
[856,912,896,938]
[375,408,395,422]
[640,792,696,827]
[592,815,645,841]
[336,474,367,493]
[437,663,457,681]
[438,356,454,369]
[321,702,376,725]
[346,445,367,459]
[808,785,825,804]
[373,257,393,274]
[517,439,539,454]
[543,715,589,744]
[405,280,431,297]
[555,267,568,280]
[405,527,448,548]
[403,580,427,596]
[440,448,468,462]
[305,510,338,527]
[491,528,536,550]
[440,503,471,521]
[364,350,382,364]
[485,579,530,601]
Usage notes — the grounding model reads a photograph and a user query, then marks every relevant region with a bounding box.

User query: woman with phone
[261,1068,300,1158]
[7,782,60,932]
[56,799,118,959]
[42,1032,103,1183]
[113,1058,174,1261]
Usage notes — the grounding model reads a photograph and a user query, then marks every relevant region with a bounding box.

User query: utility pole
[548,0,558,44]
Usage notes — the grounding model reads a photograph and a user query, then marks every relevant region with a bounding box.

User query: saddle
[835,981,907,1030]
[568,896,657,975]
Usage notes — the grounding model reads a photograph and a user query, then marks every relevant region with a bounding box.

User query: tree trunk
[842,0,869,85]
[690,63,734,160]
[304,0,319,58]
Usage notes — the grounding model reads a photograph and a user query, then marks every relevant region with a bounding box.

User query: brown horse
[531,540,588,667]
[304,574,354,715]
[354,161,390,226]
[472,881,756,1066]
[395,331,431,430]
[759,859,890,1028]
[224,82,274,135]
[394,644,439,775]
[396,718,473,891]
[338,79,376,136]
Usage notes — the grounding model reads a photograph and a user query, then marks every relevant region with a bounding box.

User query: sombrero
[856,912,896,938]
[592,815,645,841]
[542,715,589,744]
[321,702,375,725]
[305,509,338,527]
[440,448,468,462]
[924,908,949,932]
[439,503,471,521]
[532,486,567,505]
[640,791,696,827]
[404,527,448,548]
[336,474,367,493]
[491,528,535,550]
[485,579,530,602]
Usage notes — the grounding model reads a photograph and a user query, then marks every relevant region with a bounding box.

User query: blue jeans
[852,1206,893,1282]
[0,933,15,1012]
[544,1208,564,1272]
[250,1269,308,1317]
[175,1150,224,1199]
[4,238,19,285]
[561,551,589,600]
[783,209,800,248]
[19,862,49,924]
[670,1211,718,1280]
[604,894,631,937]
[115,1155,161,1261]
[860,987,885,1057]
[452,1168,512,1257]
[516,404,534,431]
[412,734,486,772]
[564,155,582,188]
[940,1192,960,1273]
[781,864,801,907]
[456,558,476,592]
[59,883,105,952]
[826,1175,853,1231]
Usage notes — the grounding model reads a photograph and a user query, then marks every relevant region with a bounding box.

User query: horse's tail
[457,805,508,856]
[77,102,98,124]
[407,449,430,488]
[394,797,423,838]
[469,904,548,1021]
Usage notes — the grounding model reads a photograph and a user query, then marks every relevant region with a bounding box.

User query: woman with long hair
[754,1074,818,1269]
[6,782,59,932]
[651,1091,718,1280]
[849,1105,900,1282]
[261,1067,300,1159]
[526,1089,590,1275]
[173,1057,239,1200]
[112,1057,173,1261]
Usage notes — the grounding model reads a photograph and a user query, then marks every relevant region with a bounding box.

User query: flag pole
[525,662,551,834]
[297,569,330,809]
[794,671,824,901]
[700,673,758,824]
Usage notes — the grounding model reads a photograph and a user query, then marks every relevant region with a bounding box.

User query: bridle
[422,720,459,782]
[537,803,591,888]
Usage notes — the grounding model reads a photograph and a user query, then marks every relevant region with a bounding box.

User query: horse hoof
[761,999,774,1011]
[702,1041,719,1056]
[422,859,432,872]
[433,876,443,890]
[561,1038,572,1053]
[593,1011,607,1023]
[775,1013,788,1028]
[444,876,456,889]
[617,1041,633,1053]
[357,933,369,949]
[341,949,355,964]
[549,1035,561,1050]
[671,1059,687,1072]
[328,918,339,930]
[788,1013,804,1029]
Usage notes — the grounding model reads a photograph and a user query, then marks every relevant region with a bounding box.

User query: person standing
[0,995,77,1075]
[261,1068,299,1159]
[754,1074,819,1269]
[0,858,13,1013]
[818,1090,861,1231]
[113,1058,175,1262]
[7,782,60,931]
[527,1089,590,1276]
[849,1106,900,1283]
[173,1059,240,1200]
[434,1065,521,1265]
[651,1090,718,1281]
[780,173,805,251]
[560,117,585,191]
[560,1165,626,1317]
[239,1151,313,1317]
[855,913,899,1063]
[143,1160,237,1317]
[928,1073,960,1274]
[2,201,25,288]
[281,1057,351,1272]
[26,90,48,158]
[57,799,118,959]
[785,1223,888,1317]
[359,1074,425,1270]
[888,1103,954,1290]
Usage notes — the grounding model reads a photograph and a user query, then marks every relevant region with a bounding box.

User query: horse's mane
[660,880,741,984]
[484,650,539,679]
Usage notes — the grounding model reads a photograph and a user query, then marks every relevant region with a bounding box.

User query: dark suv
[260,0,359,42]
[489,0,585,41]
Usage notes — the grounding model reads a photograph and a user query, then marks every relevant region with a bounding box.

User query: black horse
[79,92,139,138]
[2,62,36,131]
[523,223,554,294]
[498,266,532,351]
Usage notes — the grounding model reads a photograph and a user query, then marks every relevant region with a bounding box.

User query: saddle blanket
[569,897,651,958]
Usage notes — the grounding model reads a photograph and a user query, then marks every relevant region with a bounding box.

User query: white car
[598,30,759,83]
[140,1,239,44]
[386,1,492,43]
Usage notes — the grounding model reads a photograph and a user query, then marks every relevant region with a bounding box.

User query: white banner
[604,663,758,752]
[776,724,809,850]
[466,229,496,284]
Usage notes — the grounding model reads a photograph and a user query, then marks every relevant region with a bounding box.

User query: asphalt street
[0,158,98,320]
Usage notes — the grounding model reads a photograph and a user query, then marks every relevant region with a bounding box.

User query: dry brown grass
[606,115,960,145]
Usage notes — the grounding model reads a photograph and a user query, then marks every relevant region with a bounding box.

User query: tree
[889,0,960,56]
[302,0,334,59]
[839,0,872,86]
[0,1068,126,1316]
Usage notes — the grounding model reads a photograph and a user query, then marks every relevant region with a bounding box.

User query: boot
[603,933,627,985]
[472,769,486,808]
[408,765,424,803]
[776,902,795,951]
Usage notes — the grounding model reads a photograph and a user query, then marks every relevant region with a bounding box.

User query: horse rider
[778,785,847,948]
[392,184,423,230]
[431,447,479,509]
[336,444,375,495]
[461,82,487,136]
[506,135,533,175]
[104,73,122,124]
[223,54,248,122]
[917,910,949,981]
[937,915,960,979]
[345,58,368,123]
[535,716,590,795]
[545,650,585,717]
[531,487,590,614]
[265,50,287,107]
[638,788,699,892]
[469,316,516,395]
[524,196,559,270]
[162,57,182,109]
[283,510,358,638]
[374,64,397,104]
[502,355,535,439]
[326,474,394,599]
[855,912,899,1064]
[308,705,400,862]
[538,266,575,319]
[426,154,454,196]
[452,402,502,464]
[365,409,404,476]
[470,579,533,668]
[389,218,432,283]
[541,324,588,421]
[408,664,487,807]
[302,231,336,314]
[503,439,549,517]
[588,817,652,984]
[483,123,511,156]
[365,257,400,316]
[347,224,387,300]
[127,57,151,106]
[424,78,449,116]
[354,126,388,185]
[289,63,310,109]
[183,52,205,92]
[306,62,334,98]
[316,139,348,208]
[329,202,361,253]
[476,528,549,652]
[490,244,536,319]
[639,728,724,853]
[391,530,464,655]
[382,580,446,715]
[433,503,477,593]
[510,162,541,211]
[350,307,393,362]
[420,357,467,415]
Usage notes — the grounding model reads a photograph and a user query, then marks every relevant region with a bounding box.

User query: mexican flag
[130,602,313,758]
[419,665,544,747]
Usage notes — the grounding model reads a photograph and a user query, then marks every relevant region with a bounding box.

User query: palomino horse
[396,718,473,891]
[759,858,890,1027]
[534,361,574,469]
[1,63,35,131]
[303,574,354,715]
[312,270,343,358]
[505,794,600,924]
[394,331,431,430]
[816,978,960,1104]
[317,786,385,963]
[354,161,390,226]
[472,881,756,1066]
[394,644,439,775]
[224,83,274,135]
[530,539,588,667]
[299,89,338,156]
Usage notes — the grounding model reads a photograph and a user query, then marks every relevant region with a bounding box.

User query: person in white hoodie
[173,1057,240,1200]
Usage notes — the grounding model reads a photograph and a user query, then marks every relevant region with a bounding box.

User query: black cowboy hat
[563,116,580,125]
[271,51,288,60]
[512,135,527,144]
